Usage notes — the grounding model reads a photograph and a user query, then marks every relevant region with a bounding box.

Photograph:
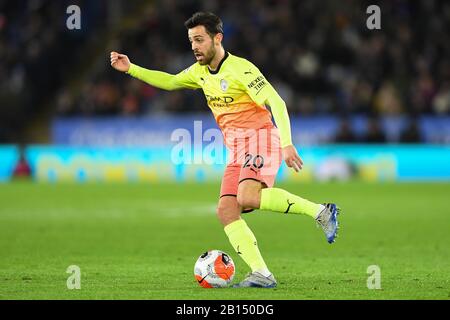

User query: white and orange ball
[194,250,235,288]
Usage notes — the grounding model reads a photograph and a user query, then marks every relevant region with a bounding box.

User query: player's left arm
[238,61,303,172]
[264,88,303,172]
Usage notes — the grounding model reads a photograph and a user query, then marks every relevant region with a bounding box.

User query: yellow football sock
[260,188,324,218]
[224,219,268,272]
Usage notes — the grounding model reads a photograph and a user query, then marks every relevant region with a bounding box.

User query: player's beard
[196,45,216,66]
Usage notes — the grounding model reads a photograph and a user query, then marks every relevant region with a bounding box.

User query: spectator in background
[432,82,450,114]
[12,149,32,179]
[334,118,357,143]
[400,118,422,143]
[373,81,404,115]
[363,117,387,143]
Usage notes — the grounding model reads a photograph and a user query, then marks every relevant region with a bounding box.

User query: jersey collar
[207,51,229,75]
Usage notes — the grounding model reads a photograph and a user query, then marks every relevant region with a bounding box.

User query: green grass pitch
[0,181,449,299]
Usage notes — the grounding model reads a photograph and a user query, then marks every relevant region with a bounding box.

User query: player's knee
[216,202,240,226]
[216,204,226,219]
[236,193,254,209]
[236,187,261,209]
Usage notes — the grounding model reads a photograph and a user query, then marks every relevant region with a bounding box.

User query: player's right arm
[233,58,303,172]
[110,51,200,90]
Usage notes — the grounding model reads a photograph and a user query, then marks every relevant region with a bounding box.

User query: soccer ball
[194,250,235,288]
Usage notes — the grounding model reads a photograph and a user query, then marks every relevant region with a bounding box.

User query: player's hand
[282,145,303,172]
[110,51,131,72]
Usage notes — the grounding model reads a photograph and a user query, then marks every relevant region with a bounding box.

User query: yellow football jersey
[128,51,292,147]
[170,52,276,132]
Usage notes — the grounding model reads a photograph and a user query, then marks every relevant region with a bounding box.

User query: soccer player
[111,12,340,288]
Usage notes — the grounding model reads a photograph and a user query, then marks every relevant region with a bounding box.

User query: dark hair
[184,12,223,37]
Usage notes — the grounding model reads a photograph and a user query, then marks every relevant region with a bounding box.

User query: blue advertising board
[52,115,450,146]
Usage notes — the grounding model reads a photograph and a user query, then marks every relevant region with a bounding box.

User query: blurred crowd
[55,0,450,118]
[1,0,450,144]
[0,0,111,141]
[333,116,422,143]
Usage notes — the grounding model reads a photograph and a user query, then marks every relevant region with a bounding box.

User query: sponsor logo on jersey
[247,76,267,93]
[205,94,234,108]
[205,95,234,104]
[220,79,229,92]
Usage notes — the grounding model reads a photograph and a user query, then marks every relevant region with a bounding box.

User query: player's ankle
[315,204,326,219]
[254,268,272,278]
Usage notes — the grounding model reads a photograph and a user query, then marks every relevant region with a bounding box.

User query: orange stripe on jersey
[215,105,275,149]
[215,104,274,132]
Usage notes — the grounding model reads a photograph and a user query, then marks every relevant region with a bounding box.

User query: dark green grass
[0,181,449,299]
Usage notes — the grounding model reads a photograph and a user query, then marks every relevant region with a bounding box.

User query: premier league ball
[194,250,235,288]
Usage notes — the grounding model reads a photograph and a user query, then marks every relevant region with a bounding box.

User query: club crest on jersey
[220,79,229,92]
